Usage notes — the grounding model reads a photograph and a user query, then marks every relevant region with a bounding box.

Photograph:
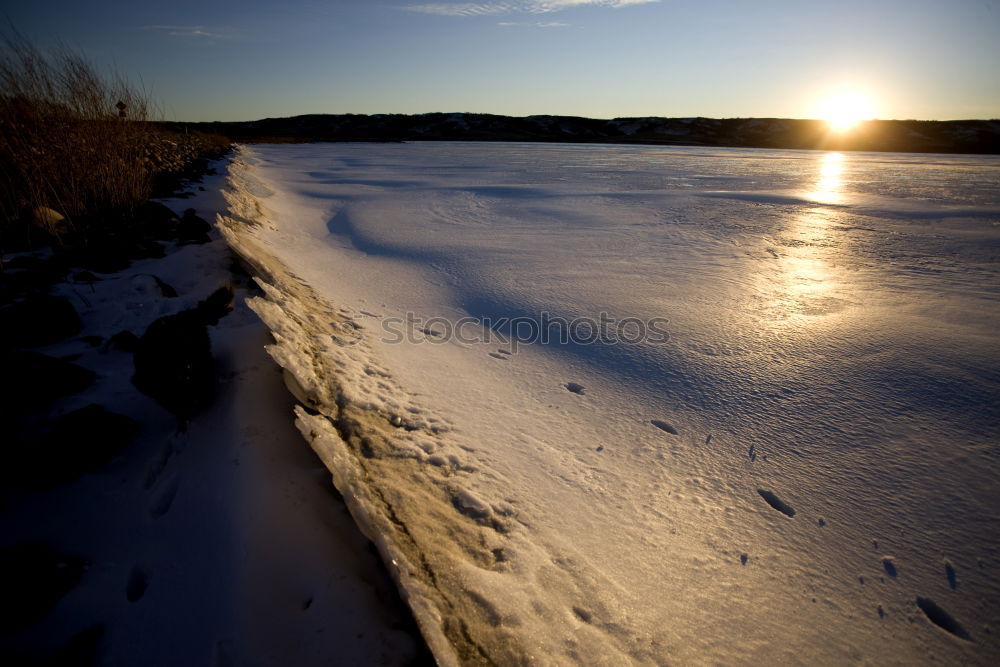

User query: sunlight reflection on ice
[806,151,844,205]
[773,153,849,321]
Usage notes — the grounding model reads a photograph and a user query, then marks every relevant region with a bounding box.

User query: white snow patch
[218,142,1000,665]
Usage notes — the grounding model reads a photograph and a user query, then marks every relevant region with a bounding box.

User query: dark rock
[128,238,166,260]
[24,207,68,240]
[134,201,179,241]
[107,330,139,352]
[0,256,71,298]
[197,283,234,325]
[75,242,132,274]
[133,312,214,418]
[0,295,82,347]
[0,217,51,253]
[73,271,100,283]
[133,284,234,419]
[0,543,87,634]
[176,208,211,244]
[0,350,95,414]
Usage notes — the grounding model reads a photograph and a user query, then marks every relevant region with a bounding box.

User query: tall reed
[0,29,157,232]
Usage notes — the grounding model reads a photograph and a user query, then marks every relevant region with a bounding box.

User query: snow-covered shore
[219,142,1000,665]
[0,164,425,665]
[5,141,997,665]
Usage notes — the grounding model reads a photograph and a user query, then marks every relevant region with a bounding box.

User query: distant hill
[180,113,1000,154]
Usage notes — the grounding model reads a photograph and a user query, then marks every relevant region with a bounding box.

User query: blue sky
[5,1,999,121]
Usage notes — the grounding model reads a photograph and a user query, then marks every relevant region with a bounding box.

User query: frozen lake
[221,142,1000,664]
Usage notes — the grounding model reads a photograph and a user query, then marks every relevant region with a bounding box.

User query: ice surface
[220,143,1000,664]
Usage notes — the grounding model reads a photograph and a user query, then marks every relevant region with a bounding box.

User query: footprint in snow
[944,558,958,590]
[452,489,491,520]
[126,565,150,602]
[757,489,795,517]
[916,597,972,641]
[149,475,180,519]
[565,382,585,395]
[651,420,679,435]
[143,444,173,490]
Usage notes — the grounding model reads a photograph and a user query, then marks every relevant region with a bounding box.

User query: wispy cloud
[536,0,659,9]
[404,3,516,16]
[498,20,572,28]
[142,25,234,39]
[405,0,659,17]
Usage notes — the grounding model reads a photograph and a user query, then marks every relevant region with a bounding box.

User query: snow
[0,167,423,665]
[220,142,1000,664]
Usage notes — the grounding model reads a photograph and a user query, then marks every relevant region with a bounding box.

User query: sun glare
[819,91,873,132]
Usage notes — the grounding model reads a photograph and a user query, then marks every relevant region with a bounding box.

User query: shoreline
[0,158,431,665]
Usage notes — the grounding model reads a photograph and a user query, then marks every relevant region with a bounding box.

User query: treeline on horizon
[180,113,1000,155]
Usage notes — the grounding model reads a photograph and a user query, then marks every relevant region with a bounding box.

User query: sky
[4,0,999,122]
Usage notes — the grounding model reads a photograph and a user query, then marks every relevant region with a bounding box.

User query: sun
[819,91,874,132]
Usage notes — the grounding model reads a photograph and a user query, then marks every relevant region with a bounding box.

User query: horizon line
[174,111,1000,124]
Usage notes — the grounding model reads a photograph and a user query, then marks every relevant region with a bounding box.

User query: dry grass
[0,29,231,259]
[0,29,162,234]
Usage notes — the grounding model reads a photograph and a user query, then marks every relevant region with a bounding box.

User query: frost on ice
[220,143,1000,665]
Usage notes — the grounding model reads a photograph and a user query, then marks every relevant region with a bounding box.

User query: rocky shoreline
[0,154,429,665]
[1,144,231,460]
